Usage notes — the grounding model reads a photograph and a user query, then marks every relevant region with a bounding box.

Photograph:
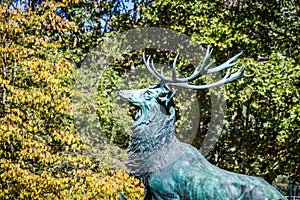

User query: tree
[0,1,144,198]
[218,54,299,183]
[132,0,299,184]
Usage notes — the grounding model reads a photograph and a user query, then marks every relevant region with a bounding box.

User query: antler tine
[143,53,161,81]
[206,51,242,74]
[174,47,214,83]
[168,64,253,90]
[221,65,254,83]
[172,53,179,81]
[143,47,253,90]
[151,58,166,80]
[165,47,253,89]
[199,46,214,72]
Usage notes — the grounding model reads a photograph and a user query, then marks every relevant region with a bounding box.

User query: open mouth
[118,90,142,121]
[135,109,142,120]
[128,103,141,120]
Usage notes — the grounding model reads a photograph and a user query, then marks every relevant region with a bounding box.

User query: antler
[143,46,253,89]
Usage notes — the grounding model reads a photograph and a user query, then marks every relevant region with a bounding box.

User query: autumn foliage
[0,1,143,199]
[0,0,299,198]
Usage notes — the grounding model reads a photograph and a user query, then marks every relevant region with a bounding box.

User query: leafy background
[0,0,299,198]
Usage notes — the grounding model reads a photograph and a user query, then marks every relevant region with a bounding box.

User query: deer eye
[145,90,152,95]
[159,93,167,98]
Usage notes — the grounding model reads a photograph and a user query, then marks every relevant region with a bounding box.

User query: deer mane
[120,47,253,175]
[120,86,188,174]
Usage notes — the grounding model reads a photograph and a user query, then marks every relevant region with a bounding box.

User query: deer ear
[165,91,175,109]
[167,91,174,99]
[157,90,175,115]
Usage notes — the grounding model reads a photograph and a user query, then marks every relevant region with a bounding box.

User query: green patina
[119,49,287,200]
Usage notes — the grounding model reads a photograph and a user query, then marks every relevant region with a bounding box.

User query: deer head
[120,47,252,128]
[119,47,252,174]
[119,85,174,120]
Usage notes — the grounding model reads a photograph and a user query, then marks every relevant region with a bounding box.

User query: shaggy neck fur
[126,94,188,175]
[130,101,175,152]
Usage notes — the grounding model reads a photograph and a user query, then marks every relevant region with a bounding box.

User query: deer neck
[126,104,188,174]
[130,104,176,152]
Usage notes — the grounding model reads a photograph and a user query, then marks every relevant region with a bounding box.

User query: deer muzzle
[119,89,146,106]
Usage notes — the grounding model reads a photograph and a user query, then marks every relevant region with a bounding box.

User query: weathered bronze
[119,48,287,200]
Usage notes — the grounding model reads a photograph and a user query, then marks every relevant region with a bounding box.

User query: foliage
[216,53,299,183]
[141,0,299,61]
[71,0,299,188]
[96,52,204,148]
[137,0,299,184]
[0,163,144,199]
[1,0,298,197]
[0,1,143,199]
[97,65,134,148]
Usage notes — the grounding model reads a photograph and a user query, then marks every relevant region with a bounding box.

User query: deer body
[119,85,286,200]
[118,48,286,199]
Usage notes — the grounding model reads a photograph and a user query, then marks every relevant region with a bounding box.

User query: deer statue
[119,47,287,200]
